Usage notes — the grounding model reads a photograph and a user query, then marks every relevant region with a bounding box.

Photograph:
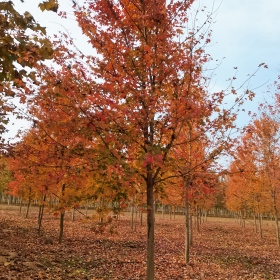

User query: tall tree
[72,2,216,278]
[25,1,261,278]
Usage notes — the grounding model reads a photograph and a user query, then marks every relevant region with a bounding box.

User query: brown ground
[0,206,280,279]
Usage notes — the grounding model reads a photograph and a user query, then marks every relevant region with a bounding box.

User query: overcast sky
[209,0,280,90]
[6,0,280,139]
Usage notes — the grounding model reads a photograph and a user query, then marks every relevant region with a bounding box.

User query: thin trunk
[131,198,134,231]
[58,184,66,244]
[147,165,154,280]
[58,211,65,244]
[184,189,190,263]
[196,205,200,232]
[135,206,138,231]
[99,198,104,223]
[19,199,22,214]
[25,196,31,218]
[273,202,280,246]
[38,204,43,234]
[162,202,164,219]
[258,213,263,239]
[38,195,46,235]
[140,208,143,226]
[85,200,89,218]
[189,212,193,246]
[254,214,258,233]
[72,208,75,222]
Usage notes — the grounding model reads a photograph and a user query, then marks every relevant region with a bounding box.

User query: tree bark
[38,194,46,234]
[58,211,65,244]
[25,196,31,218]
[19,199,22,214]
[131,198,134,231]
[140,208,143,226]
[58,184,66,244]
[85,199,89,218]
[196,205,200,232]
[72,208,75,222]
[184,189,190,263]
[254,214,257,233]
[273,201,280,246]
[147,164,154,280]
[258,213,263,239]
[189,212,193,246]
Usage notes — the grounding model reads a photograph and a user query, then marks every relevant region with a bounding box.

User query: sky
[5,0,280,140]
[208,0,280,98]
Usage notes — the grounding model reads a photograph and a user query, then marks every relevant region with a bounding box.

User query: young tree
[0,154,12,203]
[250,115,280,245]
[8,125,91,241]
[226,111,280,244]
[24,1,263,278]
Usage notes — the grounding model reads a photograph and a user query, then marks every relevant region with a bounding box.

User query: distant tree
[226,110,280,244]
[0,154,12,196]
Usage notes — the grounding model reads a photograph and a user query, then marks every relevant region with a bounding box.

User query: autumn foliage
[226,99,280,245]
[0,0,275,279]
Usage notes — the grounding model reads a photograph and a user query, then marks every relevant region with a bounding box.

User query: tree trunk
[273,200,280,246]
[189,212,193,246]
[146,165,154,280]
[131,198,134,230]
[58,211,65,244]
[25,196,31,218]
[72,208,75,222]
[85,200,89,218]
[38,194,46,234]
[99,198,104,224]
[19,199,22,214]
[254,214,257,233]
[196,205,200,232]
[258,213,263,239]
[58,184,66,244]
[184,191,190,263]
[38,204,44,234]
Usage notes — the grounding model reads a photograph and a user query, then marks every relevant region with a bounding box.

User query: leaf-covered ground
[0,206,280,279]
